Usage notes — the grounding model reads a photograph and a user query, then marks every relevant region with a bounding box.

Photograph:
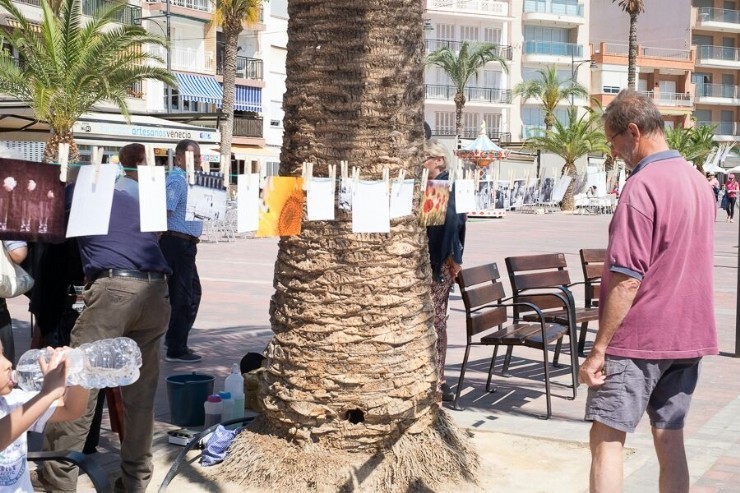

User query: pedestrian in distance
[724,173,738,223]
[580,89,717,493]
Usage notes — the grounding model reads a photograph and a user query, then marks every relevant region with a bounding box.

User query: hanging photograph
[523,177,539,205]
[419,180,450,227]
[186,171,228,222]
[494,180,510,210]
[0,158,66,243]
[476,180,495,211]
[540,177,555,203]
[257,176,304,237]
[509,179,526,209]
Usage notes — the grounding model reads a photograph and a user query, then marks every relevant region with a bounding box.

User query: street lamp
[570,52,596,106]
[134,0,172,112]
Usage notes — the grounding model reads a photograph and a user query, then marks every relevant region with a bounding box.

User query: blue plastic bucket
[165,373,215,427]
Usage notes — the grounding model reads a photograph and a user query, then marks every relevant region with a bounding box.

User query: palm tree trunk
[454,92,466,139]
[220,26,241,180]
[43,130,79,164]
[216,1,477,490]
[560,160,577,211]
[627,12,638,90]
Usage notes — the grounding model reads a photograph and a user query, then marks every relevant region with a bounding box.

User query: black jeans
[159,235,201,357]
[728,197,737,220]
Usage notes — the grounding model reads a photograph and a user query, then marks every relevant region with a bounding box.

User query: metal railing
[639,90,692,107]
[233,116,263,138]
[164,46,214,72]
[425,84,511,103]
[522,124,546,139]
[602,43,691,60]
[697,7,740,24]
[428,0,508,15]
[695,83,740,99]
[83,0,141,25]
[523,41,582,57]
[696,121,739,136]
[435,128,511,142]
[697,45,740,62]
[146,0,212,13]
[523,0,584,17]
[424,39,513,60]
[217,56,264,80]
[14,0,41,6]
[126,81,144,99]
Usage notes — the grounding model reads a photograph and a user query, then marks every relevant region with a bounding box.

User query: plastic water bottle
[203,394,223,428]
[13,337,143,392]
[218,391,234,422]
[224,364,244,420]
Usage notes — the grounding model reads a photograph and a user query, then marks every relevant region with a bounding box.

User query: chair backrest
[456,263,508,339]
[580,248,606,307]
[505,253,572,312]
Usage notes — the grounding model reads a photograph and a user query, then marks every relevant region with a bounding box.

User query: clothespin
[328,163,337,196]
[91,147,103,185]
[382,167,390,194]
[395,170,406,196]
[351,166,360,190]
[145,144,155,167]
[340,160,348,181]
[58,143,69,183]
[420,168,429,190]
[302,161,314,191]
[185,150,195,185]
[221,154,229,189]
[202,161,210,174]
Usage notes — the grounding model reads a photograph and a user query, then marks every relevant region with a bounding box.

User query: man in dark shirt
[38,184,171,493]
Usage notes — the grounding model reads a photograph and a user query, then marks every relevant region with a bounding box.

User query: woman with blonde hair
[423,139,466,402]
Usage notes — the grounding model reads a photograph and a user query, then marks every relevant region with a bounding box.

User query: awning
[234,85,262,112]
[174,72,223,106]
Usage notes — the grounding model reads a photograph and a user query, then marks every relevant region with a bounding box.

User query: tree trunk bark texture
[43,130,79,164]
[220,27,241,165]
[454,92,466,139]
[217,1,478,491]
[560,160,577,211]
[627,13,638,90]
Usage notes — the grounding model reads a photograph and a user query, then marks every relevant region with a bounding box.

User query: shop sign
[73,120,220,143]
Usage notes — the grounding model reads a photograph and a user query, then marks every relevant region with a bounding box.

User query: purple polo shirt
[602,150,718,360]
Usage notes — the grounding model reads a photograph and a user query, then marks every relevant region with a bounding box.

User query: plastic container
[13,337,142,392]
[224,363,245,419]
[204,394,223,428]
[218,391,234,422]
[166,373,215,427]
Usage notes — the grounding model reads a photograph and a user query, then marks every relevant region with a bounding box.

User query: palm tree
[215,1,477,491]
[0,0,174,162]
[513,65,588,132]
[426,41,508,139]
[613,0,645,90]
[211,0,262,168]
[666,124,716,171]
[526,107,609,211]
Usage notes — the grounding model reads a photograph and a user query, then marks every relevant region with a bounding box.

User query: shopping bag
[0,243,34,298]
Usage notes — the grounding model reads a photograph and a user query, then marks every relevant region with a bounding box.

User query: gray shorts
[584,356,701,433]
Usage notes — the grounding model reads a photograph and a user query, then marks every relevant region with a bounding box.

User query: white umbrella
[725,165,740,174]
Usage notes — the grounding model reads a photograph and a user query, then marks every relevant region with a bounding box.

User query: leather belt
[93,269,168,282]
[162,230,200,244]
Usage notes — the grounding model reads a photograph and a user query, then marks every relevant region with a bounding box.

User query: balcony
[84,0,141,25]
[150,45,215,73]
[522,124,546,139]
[523,0,585,27]
[427,0,508,17]
[696,7,740,33]
[523,41,582,58]
[592,42,695,71]
[233,116,263,138]
[146,0,212,13]
[424,39,513,60]
[694,83,740,106]
[696,121,740,139]
[639,91,693,108]
[435,127,511,142]
[425,84,512,104]
[126,81,144,99]
[217,56,264,80]
[696,45,740,68]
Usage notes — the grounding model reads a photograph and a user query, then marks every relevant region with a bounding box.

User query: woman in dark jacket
[424,139,466,402]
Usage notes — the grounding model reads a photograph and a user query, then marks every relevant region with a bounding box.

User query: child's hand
[38,348,68,400]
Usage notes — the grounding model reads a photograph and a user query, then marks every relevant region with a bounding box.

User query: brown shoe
[30,470,76,493]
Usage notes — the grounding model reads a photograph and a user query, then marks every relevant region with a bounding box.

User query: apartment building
[590,0,740,149]
[424,0,590,143]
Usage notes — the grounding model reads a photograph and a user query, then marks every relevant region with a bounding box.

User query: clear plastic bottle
[203,394,223,428]
[224,363,244,420]
[12,337,143,392]
[218,391,234,422]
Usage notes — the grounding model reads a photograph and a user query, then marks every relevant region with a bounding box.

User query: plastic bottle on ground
[12,337,143,392]
[203,394,223,428]
[218,391,234,422]
[224,363,245,420]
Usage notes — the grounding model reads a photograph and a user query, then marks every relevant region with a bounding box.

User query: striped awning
[233,85,262,112]
[174,72,223,105]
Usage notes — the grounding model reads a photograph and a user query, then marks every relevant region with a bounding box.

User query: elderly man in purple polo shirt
[580,90,717,493]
